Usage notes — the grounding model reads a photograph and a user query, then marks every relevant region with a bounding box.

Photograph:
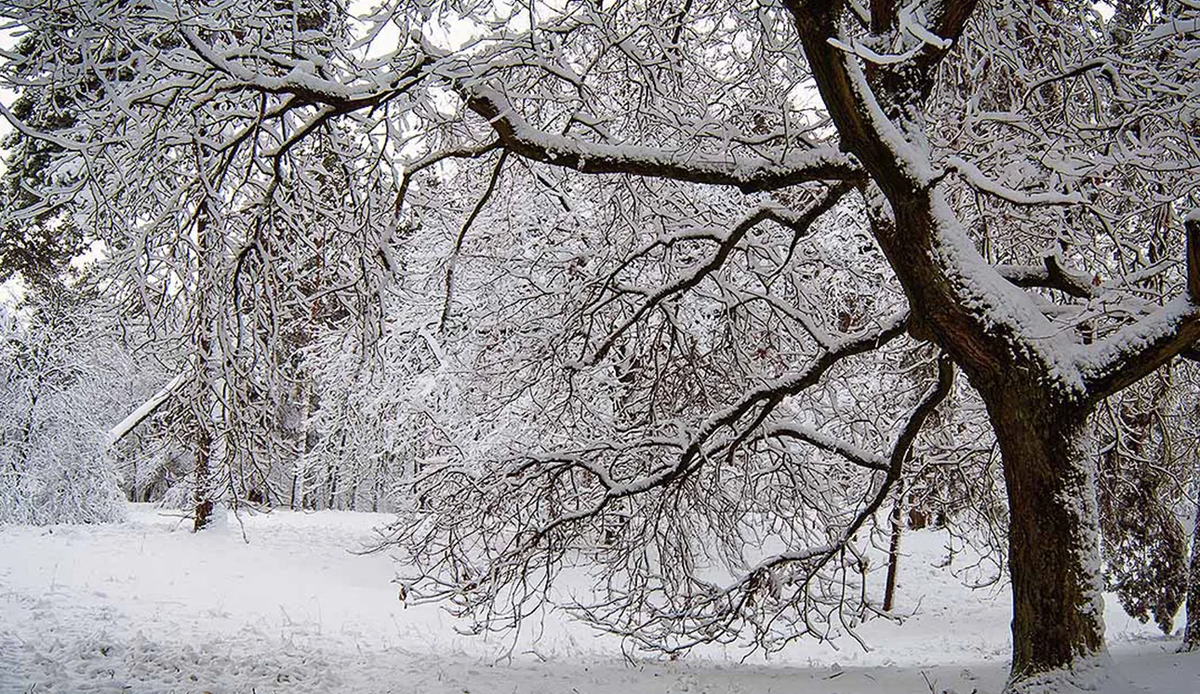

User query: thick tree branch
[1081,296,1200,400]
[1081,214,1200,398]
[463,84,862,193]
[759,423,890,472]
[996,254,1097,300]
[1188,212,1200,301]
[871,0,897,33]
[787,2,935,192]
[107,372,188,445]
[923,0,978,57]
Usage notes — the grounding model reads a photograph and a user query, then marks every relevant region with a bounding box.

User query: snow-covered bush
[0,293,133,524]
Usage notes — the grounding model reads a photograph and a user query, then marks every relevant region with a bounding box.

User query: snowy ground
[1,505,1196,693]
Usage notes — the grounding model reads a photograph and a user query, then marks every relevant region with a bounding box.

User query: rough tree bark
[984,389,1105,681]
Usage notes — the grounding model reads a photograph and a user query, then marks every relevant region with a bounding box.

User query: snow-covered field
[1,505,1196,693]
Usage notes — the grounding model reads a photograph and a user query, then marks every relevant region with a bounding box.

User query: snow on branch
[1075,215,1200,399]
[898,5,953,51]
[506,311,911,552]
[106,372,187,446]
[946,156,1087,207]
[578,351,954,653]
[179,28,432,110]
[1081,297,1200,401]
[757,422,890,472]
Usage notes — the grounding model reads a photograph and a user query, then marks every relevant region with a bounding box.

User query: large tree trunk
[984,387,1107,688]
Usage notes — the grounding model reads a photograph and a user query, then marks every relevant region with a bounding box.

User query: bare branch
[598,350,954,653]
[586,182,854,364]
[513,311,910,550]
[440,150,509,332]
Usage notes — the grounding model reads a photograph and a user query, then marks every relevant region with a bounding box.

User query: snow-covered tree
[1185,466,1200,651]
[0,0,397,527]
[3,1,1200,691]
[0,288,139,524]
[384,4,1200,690]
